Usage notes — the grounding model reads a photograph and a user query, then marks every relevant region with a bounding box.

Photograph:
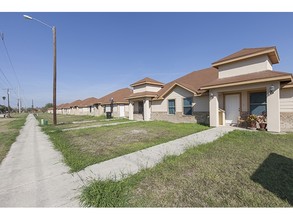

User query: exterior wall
[133,84,146,93]
[280,88,293,131]
[266,82,280,132]
[129,102,134,120]
[146,85,162,92]
[194,95,209,112]
[133,113,144,121]
[280,112,293,131]
[218,55,273,79]
[209,90,219,127]
[152,86,194,113]
[151,112,209,124]
[280,88,293,112]
[117,104,129,117]
[151,87,209,123]
[133,84,161,93]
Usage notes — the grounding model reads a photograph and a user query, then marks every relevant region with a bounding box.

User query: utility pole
[3,88,12,118]
[17,86,21,113]
[7,89,11,117]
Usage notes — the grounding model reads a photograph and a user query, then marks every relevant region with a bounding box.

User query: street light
[23,14,57,125]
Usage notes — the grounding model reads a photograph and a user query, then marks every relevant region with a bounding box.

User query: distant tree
[44,103,53,109]
[41,103,53,113]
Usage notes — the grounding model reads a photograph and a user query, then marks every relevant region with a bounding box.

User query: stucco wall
[218,55,273,79]
[133,84,161,93]
[152,86,194,113]
[280,88,293,112]
[194,95,209,112]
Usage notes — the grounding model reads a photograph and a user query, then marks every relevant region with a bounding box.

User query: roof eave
[201,75,292,90]
[212,48,280,68]
[130,82,164,87]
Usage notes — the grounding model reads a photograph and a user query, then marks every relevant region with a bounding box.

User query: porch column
[209,90,219,127]
[267,82,280,132]
[129,102,134,120]
[143,99,151,121]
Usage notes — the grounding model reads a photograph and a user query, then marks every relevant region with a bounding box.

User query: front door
[119,105,125,117]
[225,94,240,125]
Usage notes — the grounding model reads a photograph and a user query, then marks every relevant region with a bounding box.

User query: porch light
[269,85,275,94]
[210,93,214,99]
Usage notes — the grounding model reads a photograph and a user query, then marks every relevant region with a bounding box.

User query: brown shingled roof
[201,70,293,89]
[69,100,83,107]
[155,67,218,99]
[98,88,132,105]
[79,97,100,107]
[130,77,164,87]
[212,47,280,67]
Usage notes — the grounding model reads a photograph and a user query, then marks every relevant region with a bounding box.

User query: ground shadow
[251,153,293,205]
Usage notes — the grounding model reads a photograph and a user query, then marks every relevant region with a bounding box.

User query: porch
[209,82,280,132]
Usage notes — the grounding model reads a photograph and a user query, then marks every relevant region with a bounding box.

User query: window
[250,92,267,115]
[183,97,193,115]
[168,99,176,114]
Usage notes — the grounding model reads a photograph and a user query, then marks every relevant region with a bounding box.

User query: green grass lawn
[80,130,293,207]
[40,116,208,172]
[0,113,28,163]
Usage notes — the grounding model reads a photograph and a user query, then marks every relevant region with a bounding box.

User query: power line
[1,33,22,89]
[0,66,13,88]
[0,32,28,109]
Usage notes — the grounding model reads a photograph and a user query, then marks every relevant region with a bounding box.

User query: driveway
[0,114,83,207]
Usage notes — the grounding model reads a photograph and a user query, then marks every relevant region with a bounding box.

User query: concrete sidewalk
[75,126,236,183]
[0,114,83,207]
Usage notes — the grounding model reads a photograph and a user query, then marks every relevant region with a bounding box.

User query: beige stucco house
[98,88,132,118]
[77,97,100,116]
[200,47,293,133]
[128,71,219,124]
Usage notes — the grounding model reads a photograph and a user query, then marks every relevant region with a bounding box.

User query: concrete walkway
[0,114,236,207]
[75,126,236,182]
[0,114,83,207]
[62,120,136,131]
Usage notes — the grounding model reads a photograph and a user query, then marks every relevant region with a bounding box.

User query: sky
[1,11,293,108]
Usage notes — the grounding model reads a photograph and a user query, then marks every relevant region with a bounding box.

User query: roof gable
[156,67,218,99]
[212,47,280,68]
[130,77,164,87]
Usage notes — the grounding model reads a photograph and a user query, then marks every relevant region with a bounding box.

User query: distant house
[127,77,164,121]
[47,107,53,114]
[69,100,83,115]
[78,97,101,116]
[128,70,218,124]
[98,88,132,118]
